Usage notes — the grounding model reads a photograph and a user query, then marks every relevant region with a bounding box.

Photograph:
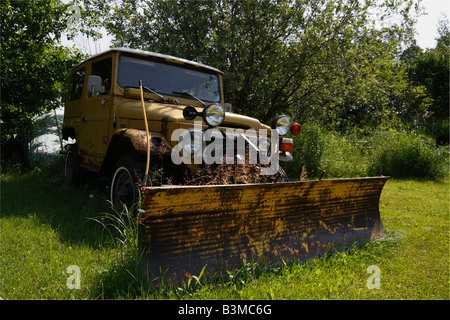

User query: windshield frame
[117,53,222,104]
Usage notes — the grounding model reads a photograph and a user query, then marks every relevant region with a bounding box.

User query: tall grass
[284,123,449,180]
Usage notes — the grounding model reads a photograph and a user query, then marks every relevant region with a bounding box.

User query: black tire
[258,165,289,183]
[110,155,145,211]
[277,166,289,182]
[65,144,81,185]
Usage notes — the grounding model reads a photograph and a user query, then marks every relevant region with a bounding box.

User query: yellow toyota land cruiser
[62,48,300,208]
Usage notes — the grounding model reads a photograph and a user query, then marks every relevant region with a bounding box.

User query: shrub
[284,123,371,179]
[368,129,448,179]
[284,123,448,180]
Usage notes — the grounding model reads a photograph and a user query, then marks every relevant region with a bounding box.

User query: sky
[63,0,450,55]
[414,0,450,48]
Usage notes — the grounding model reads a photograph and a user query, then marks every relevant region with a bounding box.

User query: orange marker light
[290,123,301,135]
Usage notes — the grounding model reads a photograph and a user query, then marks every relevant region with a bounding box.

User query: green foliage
[369,129,448,179]
[404,50,449,122]
[399,17,450,144]
[284,123,448,180]
[3,0,447,156]
[412,19,450,121]
[0,0,85,141]
[284,123,372,179]
[321,132,372,178]
[283,123,325,178]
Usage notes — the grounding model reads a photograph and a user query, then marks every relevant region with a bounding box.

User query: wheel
[277,166,289,182]
[110,155,145,211]
[65,144,81,184]
[258,165,289,183]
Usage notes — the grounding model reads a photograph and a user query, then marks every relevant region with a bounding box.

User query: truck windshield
[117,55,221,103]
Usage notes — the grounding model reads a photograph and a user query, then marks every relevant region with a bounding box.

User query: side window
[89,58,112,97]
[69,67,86,101]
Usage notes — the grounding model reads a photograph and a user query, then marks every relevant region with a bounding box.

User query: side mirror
[87,75,102,95]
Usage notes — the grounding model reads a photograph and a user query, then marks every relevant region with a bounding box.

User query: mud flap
[140,177,388,283]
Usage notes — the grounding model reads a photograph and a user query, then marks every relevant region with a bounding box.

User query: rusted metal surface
[119,129,171,156]
[140,177,388,282]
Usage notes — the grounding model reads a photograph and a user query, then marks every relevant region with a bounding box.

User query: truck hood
[115,99,270,130]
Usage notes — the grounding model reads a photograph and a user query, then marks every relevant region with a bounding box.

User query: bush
[284,123,373,179]
[368,129,448,179]
[284,123,448,180]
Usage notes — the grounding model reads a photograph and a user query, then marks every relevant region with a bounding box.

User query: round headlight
[271,115,291,136]
[203,104,225,127]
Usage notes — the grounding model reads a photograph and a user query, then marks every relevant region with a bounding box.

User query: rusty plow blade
[140,177,388,282]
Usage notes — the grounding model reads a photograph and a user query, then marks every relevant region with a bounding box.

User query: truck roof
[72,47,223,74]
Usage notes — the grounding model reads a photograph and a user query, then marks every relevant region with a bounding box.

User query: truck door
[77,57,113,168]
[64,66,85,131]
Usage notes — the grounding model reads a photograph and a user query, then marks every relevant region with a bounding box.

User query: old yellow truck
[62,48,387,282]
[63,48,295,206]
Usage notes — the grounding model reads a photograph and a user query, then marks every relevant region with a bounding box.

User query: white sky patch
[415,0,450,48]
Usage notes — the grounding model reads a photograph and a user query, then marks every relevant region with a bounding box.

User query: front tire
[110,155,145,211]
[276,166,289,182]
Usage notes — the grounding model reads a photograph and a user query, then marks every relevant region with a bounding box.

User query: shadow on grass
[1,156,111,248]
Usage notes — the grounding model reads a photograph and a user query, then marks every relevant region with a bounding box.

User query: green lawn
[1,161,449,299]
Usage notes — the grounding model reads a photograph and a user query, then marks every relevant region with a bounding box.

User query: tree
[1,0,85,165]
[398,17,449,144]
[83,0,418,129]
[403,18,449,119]
[412,18,449,121]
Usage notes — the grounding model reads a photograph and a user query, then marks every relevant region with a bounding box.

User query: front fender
[101,129,172,175]
[117,129,172,156]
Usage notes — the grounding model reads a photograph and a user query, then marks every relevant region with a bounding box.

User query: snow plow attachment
[140,177,388,282]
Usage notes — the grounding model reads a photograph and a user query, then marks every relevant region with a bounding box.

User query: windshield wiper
[125,85,167,101]
[143,86,166,101]
[172,91,206,106]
